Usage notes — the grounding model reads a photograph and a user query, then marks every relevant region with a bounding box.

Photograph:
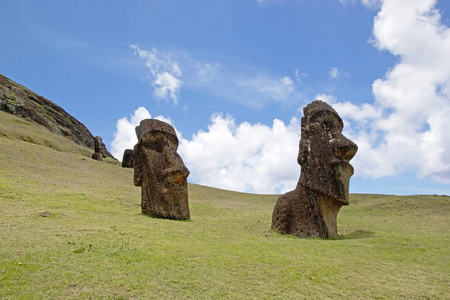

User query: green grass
[0,111,449,299]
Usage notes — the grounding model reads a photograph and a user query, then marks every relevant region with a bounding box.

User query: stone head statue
[298,100,357,204]
[133,119,190,220]
[272,100,357,238]
[121,149,134,168]
[91,136,104,161]
[94,136,102,152]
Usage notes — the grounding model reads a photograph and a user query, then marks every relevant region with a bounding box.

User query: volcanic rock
[0,73,115,158]
[121,149,134,168]
[272,100,358,238]
[134,119,190,220]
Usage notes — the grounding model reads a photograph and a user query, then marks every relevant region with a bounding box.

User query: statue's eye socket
[140,132,169,152]
[153,134,168,152]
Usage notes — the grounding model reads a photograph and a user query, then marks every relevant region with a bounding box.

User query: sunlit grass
[1,111,449,299]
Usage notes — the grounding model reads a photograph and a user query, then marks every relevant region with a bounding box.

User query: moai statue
[133,119,190,220]
[272,100,358,238]
[100,140,108,158]
[121,149,134,168]
[91,136,103,161]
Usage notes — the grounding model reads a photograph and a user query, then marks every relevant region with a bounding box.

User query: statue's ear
[133,145,143,186]
[298,139,309,166]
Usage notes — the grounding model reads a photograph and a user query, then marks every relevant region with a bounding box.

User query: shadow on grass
[339,229,375,240]
[139,212,193,222]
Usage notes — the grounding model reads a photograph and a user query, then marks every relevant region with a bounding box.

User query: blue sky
[1,0,450,195]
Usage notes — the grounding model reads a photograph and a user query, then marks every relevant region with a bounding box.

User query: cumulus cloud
[131,45,182,104]
[117,0,450,194]
[316,93,382,127]
[111,106,301,194]
[110,107,172,160]
[178,114,301,194]
[319,0,450,184]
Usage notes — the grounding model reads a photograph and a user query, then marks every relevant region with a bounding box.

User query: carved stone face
[121,149,134,168]
[94,136,103,152]
[298,101,357,204]
[134,119,190,220]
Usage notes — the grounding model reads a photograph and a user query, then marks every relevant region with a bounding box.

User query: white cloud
[316,0,450,184]
[236,75,295,104]
[281,76,294,89]
[131,45,182,104]
[329,67,339,79]
[178,114,301,194]
[295,69,308,82]
[329,67,350,79]
[362,0,381,6]
[340,0,380,7]
[117,0,450,193]
[183,55,299,107]
[111,107,302,194]
[420,108,450,182]
[316,93,382,125]
[132,46,299,108]
[110,107,172,160]
[153,72,182,103]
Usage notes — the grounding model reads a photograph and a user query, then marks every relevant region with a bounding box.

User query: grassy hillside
[0,110,449,299]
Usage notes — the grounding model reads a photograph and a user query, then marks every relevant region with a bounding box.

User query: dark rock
[91,152,103,161]
[91,136,104,161]
[133,119,190,220]
[121,149,134,168]
[0,73,115,159]
[272,100,358,238]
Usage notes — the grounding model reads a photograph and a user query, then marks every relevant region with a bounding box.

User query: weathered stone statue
[133,119,190,220]
[91,136,104,161]
[121,149,134,168]
[272,100,358,238]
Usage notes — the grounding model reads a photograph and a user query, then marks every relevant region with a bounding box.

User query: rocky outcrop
[0,73,114,158]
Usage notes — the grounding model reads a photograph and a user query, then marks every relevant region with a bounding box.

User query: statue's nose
[163,146,190,184]
[165,168,190,184]
[335,136,358,162]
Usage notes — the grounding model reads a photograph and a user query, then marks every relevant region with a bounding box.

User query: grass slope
[1,111,449,299]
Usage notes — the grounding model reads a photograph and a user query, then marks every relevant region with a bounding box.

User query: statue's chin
[332,161,354,205]
[302,167,352,206]
[160,181,188,200]
[313,188,349,205]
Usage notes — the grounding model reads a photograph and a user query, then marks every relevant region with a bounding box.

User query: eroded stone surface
[133,119,190,220]
[272,100,358,238]
[91,136,104,161]
[121,149,134,168]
